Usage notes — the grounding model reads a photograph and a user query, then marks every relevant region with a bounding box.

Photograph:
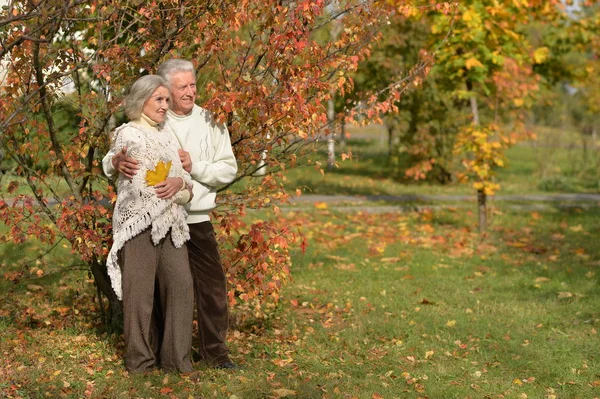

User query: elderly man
[103,59,238,370]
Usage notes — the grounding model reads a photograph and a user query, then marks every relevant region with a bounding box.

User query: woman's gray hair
[157,59,196,86]
[124,75,168,120]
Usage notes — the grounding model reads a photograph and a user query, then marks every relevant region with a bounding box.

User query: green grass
[281,125,600,198]
[2,204,600,398]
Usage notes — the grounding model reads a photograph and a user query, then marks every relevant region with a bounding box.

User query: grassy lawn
[282,124,600,198]
[1,125,599,398]
[1,203,599,398]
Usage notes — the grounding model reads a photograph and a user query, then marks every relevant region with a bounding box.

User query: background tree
[349,10,460,183]
[348,0,569,233]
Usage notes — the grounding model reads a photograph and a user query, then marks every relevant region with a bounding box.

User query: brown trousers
[187,221,231,366]
[121,229,193,373]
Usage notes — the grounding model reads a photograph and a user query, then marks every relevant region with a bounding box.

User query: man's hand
[179,149,192,173]
[113,147,140,179]
[155,177,184,200]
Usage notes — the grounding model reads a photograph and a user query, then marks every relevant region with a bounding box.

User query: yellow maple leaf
[145,160,171,186]
[465,57,484,70]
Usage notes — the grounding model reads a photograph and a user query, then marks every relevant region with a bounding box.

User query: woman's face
[142,86,170,123]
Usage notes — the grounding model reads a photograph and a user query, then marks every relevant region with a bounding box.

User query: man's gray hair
[157,59,196,86]
[124,75,168,120]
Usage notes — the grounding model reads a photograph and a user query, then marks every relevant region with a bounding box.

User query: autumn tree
[430,0,571,233]
[0,0,451,324]
[350,1,567,233]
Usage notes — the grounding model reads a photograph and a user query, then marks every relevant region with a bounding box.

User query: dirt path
[284,193,600,213]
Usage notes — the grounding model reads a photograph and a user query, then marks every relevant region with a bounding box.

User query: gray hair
[124,75,168,120]
[157,59,196,86]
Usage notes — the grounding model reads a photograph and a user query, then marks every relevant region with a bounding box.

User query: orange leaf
[465,57,484,70]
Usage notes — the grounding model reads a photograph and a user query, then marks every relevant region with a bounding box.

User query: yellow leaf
[462,8,478,22]
[465,57,484,70]
[533,47,549,64]
[145,160,172,186]
[314,202,328,210]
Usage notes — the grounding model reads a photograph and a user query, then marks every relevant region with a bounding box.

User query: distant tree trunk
[339,112,346,149]
[470,95,480,126]
[470,93,487,234]
[327,98,336,170]
[386,122,394,160]
[477,189,487,234]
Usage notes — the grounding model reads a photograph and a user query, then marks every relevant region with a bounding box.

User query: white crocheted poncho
[106,121,192,300]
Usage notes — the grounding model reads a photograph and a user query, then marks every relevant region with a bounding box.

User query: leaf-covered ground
[1,203,599,398]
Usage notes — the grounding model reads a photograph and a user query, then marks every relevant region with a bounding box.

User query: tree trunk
[477,189,487,234]
[90,259,123,330]
[470,92,487,234]
[386,122,394,160]
[470,95,480,126]
[339,114,346,149]
[327,98,336,170]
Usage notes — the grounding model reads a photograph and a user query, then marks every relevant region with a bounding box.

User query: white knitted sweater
[106,121,192,300]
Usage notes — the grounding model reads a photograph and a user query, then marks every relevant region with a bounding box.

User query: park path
[282,193,600,213]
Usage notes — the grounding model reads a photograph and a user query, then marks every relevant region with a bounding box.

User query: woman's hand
[187,183,194,201]
[154,177,185,199]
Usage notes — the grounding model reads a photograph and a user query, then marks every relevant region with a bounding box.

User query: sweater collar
[139,113,159,127]
[167,106,195,120]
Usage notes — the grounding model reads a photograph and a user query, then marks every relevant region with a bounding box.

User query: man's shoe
[215,361,238,370]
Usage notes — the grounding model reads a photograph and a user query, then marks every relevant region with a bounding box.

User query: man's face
[169,71,196,115]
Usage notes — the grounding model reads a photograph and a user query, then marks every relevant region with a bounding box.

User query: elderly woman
[106,75,194,373]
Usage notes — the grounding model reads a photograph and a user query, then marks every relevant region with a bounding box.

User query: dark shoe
[215,361,238,370]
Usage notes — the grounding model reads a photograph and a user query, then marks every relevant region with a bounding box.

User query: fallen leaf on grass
[335,263,356,271]
[272,388,296,397]
[314,202,328,210]
[557,292,573,299]
[272,358,294,367]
